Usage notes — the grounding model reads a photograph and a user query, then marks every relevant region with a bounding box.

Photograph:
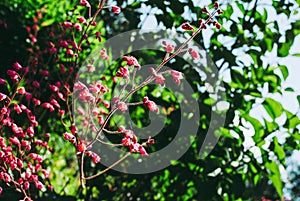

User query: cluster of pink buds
[118,127,148,156]
[143,96,159,113]
[162,40,175,53]
[181,3,223,31]
[122,56,141,69]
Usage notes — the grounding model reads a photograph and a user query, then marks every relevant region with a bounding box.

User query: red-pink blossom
[14,104,22,114]
[0,93,7,101]
[181,22,194,31]
[64,21,73,28]
[77,16,86,24]
[17,87,26,95]
[155,74,165,86]
[80,0,91,7]
[188,48,200,60]
[116,66,129,78]
[74,23,82,32]
[144,100,159,113]
[112,6,121,14]
[123,56,141,69]
[139,145,148,156]
[100,48,108,60]
[13,62,23,70]
[170,70,183,86]
[117,101,128,113]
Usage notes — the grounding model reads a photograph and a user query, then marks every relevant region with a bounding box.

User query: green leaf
[262,98,283,119]
[243,114,264,144]
[278,42,291,57]
[273,137,285,162]
[279,65,289,80]
[292,53,300,56]
[297,95,300,106]
[265,161,283,199]
[284,87,294,92]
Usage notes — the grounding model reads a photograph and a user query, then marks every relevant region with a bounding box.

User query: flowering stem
[84,152,131,180]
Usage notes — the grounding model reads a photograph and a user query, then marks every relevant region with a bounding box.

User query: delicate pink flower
[181,22,194,31]
[24,181,30,190]
[100,48,108,60]
[77,143,86,152]
[41,70,49,76]
[0,93,7,101]
[49,85,59,92]
[1,107,7,114]
[50,98,60,108]
[155,74,165,86]
[64,21,73,28]
[170,70,183,86]
[162,41,175,53]
[139,145,148,156]
[80,0,91,7]
[103,100,110,108]
[35,181,44,190]
[201,7,209,14]
[14,104,22,114]
[32,98,41,106]
[112,6,121,14]
[63,132,74,141]
[214,2,219,9]
[18,87,26,94]
[217,9,224,15]
[74,81,87,90]
[77,16,86,24]
[116,66,129,78]
[32,80,40,88]
[95,31,101,41]
[66,48,74,55]
[74,23,82,31]
[188,48,200,60]
[118,101,128,113]
[87,64,95,72]
[13,62,22,70]
[9,137,20,146]
[144,100,159,113]
[0,78,6,85]
[123,56,141,69]
[215,22,221,29]
[142,96,149,103]
[201,23,207,29]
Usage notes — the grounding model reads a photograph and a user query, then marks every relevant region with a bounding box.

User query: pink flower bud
[13,62,23,70]
[77,16,86,23]
[64,21,73,28]
[214,2,219,9]
[0,93,7,101]
[201,7,209,14]
[80,0,91,7]
[117,101,128,113]
[74,23,82,32]
[139,145,148,156]
[18,87,26,94]
[188,48,200,60]
[112,6,121,14]
[100,48,108,60]
[181,23,194,31]
[215,22,221,29]
[155,74,165,86]
[123,56,141,69]
[14,104,22,114]
[170,70,183,86]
